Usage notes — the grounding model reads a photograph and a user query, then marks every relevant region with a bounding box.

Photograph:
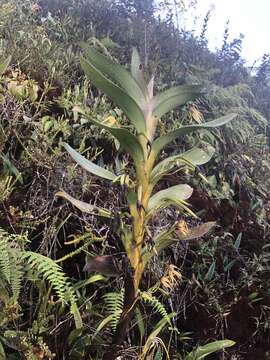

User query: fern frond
[56,240,95,263]
[103,290,124,332]
[22,251,74,304]
[9,251,23,301]
[0,235,11,284]
[21,251,82,328]
[0,229,24,301]
[140,291,171,326]
[0,229,82,328]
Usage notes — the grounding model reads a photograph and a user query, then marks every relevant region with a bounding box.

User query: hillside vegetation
[0,1,269,359]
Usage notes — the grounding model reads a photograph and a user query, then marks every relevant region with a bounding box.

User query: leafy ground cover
[0,1,269,359]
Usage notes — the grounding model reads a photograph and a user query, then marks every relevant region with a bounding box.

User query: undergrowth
[0,0,269,359]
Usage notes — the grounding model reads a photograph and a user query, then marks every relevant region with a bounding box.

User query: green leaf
[81,44,145,106]
[131,48,148,95]
[184,340,235,360]
[135,307,145,340]
[152,84,202,119]
[70,302,83,329]
[80,56,146,133]
[0,342,6,359]
[74,274,107,290]
[55,190,112,218]
[147,184,193,213]
[151,145,215,184]
[0,56,11,76]
[141,313,176,359]
[205,261,216,281]
[63,143,117,181]
[178,144,215,165]
[152,114,237,158]
[1,154,23,184]
[68,327,84,346]
[92,314,115,340]
[234,232,242,251]
[79,112,145,165]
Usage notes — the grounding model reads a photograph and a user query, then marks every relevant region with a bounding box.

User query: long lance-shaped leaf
[147,184,193,213]
[80,56,146,134]
[78,111,145,166]
[63,143,117,181]
[131,47,148,96]
[152,114,237,158]
[55,190,112,218]
[140,313,176,358]
[0,55,11,76]
[81,44,146,106]
[184,340,235,360]
[151,145,215,184]
[142,221,216,265]
[152,84,203,119]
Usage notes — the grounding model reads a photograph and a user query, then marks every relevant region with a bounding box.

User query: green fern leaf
[103,290,124,332]
[21,251,82,328]
[140,291,171,326]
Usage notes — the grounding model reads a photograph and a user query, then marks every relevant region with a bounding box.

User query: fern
[102,289,171,335]
[0,229,24,302]
[22,251,82,328]
[22,252,71,302]
[103,290,124,332]
[0,228,82,328]
[140,291,171,326]
[0,234,11,283]
[9,252,23,301]
[56,240,95,263]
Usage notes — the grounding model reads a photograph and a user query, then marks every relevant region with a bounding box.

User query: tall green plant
[57,45,236,353]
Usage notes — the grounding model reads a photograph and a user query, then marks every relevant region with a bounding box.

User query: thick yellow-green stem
[109,138,156,356]
[132,148,155,292]
[109,154,153,355]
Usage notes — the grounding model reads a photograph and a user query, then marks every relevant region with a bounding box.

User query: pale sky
[182,0,270,65]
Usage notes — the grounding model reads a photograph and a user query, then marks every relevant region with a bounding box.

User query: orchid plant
[57,45,236,349]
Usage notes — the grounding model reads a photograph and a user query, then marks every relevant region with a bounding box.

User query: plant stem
[103,151,155,359]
